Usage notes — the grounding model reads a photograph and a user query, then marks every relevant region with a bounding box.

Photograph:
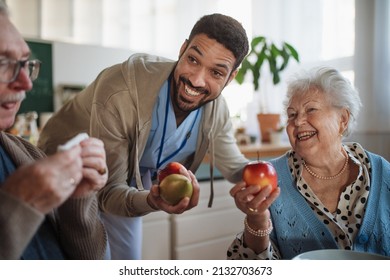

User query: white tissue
[57,133,89,152]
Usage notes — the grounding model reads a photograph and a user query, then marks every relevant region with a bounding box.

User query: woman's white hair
[283,66,362,136]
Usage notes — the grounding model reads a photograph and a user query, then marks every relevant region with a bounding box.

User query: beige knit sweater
[0,132,107,259]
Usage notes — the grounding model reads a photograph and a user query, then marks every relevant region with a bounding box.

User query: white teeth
[297,131,316,140]
[185,85,201,97]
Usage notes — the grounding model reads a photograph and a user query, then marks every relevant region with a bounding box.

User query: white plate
[292,249,389,260]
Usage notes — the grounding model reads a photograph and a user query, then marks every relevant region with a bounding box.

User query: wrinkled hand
[2,146,84,214]
[230,181,280,218]
[231,181,280,252]
[147,169,200,214]
[71,137,108,198]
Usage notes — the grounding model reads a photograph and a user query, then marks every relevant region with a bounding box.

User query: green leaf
[284,42,300,62]
[251,36,266,52]
[279,45,290,71]
[235,36,300,91]
[267,53,280,85]
[273,73,280,84]
[270,43,281,57]
[234,59,251,84]
[235,69,245,84]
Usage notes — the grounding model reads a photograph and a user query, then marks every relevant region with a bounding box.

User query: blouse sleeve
[227,231,281,260]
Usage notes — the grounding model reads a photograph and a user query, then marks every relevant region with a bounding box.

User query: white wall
[52,41,132,87]
[51,41,133,110]
[353,0,390,161]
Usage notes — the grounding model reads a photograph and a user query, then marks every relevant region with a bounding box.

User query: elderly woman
[228,66,390,259]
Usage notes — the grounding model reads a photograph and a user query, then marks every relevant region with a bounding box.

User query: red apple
[158,162,186,182]
[242,160,278,191]
[159,174,193,205]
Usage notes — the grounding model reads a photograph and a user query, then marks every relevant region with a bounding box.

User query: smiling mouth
[1,101,19,110]
[297,131,316,141]
[184,84,202,97]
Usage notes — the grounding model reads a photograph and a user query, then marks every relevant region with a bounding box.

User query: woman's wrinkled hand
[230,181,280,216]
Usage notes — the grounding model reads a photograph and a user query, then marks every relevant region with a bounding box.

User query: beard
[171,75,211,113]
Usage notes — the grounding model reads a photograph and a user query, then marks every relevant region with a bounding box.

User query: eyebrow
[0,50,31,60]
[303,99,321,106]
[189,45,230,72]
[287,99,322,110]
[190,45,203,57]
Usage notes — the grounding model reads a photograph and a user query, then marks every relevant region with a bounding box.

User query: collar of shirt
[137,79,202,188]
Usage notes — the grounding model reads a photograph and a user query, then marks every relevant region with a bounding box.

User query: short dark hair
[188,13,249,71]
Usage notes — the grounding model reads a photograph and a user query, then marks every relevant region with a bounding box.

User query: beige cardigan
[0,132,107,259]
[38,53,248,217]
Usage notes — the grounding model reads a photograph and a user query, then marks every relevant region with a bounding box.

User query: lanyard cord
[156,80,200,169]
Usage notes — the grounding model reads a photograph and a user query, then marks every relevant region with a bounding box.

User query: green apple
[159,174,193,205]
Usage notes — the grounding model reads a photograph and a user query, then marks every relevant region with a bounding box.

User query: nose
[294,112,307,126]
[9,67,33,91]
[188,68,207,88]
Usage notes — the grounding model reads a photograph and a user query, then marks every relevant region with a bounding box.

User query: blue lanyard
[156,80,200,169]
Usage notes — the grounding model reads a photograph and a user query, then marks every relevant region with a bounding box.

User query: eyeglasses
[0,59,41,83]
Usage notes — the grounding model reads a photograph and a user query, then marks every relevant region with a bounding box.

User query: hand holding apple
[242,160,278,191]
[229,161,279,217]
[159,174,193,205]
[157,162,193,206]
[157,161,187,182]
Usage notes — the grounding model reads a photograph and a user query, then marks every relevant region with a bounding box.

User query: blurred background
[6,0,389,159]
[5,0,390,259]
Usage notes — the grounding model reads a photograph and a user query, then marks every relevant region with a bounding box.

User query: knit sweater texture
[0,132,107,259]
[269,151,390,259]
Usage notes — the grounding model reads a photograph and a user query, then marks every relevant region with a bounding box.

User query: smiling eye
[287,112,297,119]
[212,70,223,78]
[187,55,197,64]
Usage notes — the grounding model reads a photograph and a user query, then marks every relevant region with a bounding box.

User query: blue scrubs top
[139,79,201,187]
[102,78,202,259]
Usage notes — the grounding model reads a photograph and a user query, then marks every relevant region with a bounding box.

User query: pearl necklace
[303,149,349,180]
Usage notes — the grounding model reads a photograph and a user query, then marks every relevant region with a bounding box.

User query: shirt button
[358,235,369,244]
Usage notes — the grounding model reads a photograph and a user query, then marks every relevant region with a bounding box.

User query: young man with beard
[0,1,108,259]
[38,13,250,259]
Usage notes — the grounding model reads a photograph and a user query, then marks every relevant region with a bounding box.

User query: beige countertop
[202,142,291,163]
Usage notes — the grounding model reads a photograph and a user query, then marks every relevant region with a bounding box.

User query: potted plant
[235,36,300,142]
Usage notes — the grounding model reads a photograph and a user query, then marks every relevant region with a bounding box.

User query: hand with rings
[230,181,280,215]
[1,146,84,214]
[69,177,76,187]
[248,207,258,213]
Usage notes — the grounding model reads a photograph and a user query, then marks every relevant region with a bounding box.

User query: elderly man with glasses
[0,1,109,260]
[0,58,41,83]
